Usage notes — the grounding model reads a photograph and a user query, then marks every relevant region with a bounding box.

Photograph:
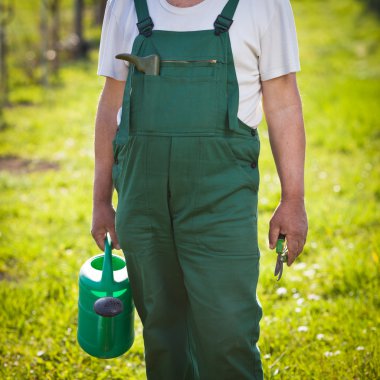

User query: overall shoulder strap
[134,0,154,37]
[214,0,239,35]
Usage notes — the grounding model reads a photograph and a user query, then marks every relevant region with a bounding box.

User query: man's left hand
[268,198,308,266]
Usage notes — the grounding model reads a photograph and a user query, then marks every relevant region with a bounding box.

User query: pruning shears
[274,233,288,281]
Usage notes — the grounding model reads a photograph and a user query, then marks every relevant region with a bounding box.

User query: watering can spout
[115,53,160,75]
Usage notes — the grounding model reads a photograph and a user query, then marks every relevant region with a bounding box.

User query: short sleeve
[97,0,129,81]
[259,0,300,81]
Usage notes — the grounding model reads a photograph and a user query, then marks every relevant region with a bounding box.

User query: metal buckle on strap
[137,17,154,37]
[214,14,233,35]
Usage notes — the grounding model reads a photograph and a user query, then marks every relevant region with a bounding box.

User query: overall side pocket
[112,137,129,193]
[112,139,121,192]
[221,133,261,192]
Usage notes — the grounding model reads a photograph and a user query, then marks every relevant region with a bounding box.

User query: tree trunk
[0,0,12,106]
[94,0,107,26]
[50,0,60,76]
[40,0,49,86]
[74,0,87,58]
[0,12,8,106]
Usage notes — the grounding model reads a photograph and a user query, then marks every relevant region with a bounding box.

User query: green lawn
[0,0,379,379]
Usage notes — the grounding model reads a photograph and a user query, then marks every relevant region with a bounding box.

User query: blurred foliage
[4,0,102,90]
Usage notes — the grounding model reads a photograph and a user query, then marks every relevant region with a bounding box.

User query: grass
[0,0,379,379]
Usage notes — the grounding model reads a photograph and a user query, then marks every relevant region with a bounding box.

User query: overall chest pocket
[130,60,225,135]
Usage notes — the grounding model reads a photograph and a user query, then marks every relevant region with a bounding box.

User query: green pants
[114,125,262,380]
[113,0,263,378]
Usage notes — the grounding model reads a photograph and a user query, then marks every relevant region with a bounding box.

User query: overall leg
[170,135,263,380]
[115,136,194,380]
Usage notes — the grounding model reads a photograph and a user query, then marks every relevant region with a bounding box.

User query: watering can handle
[101,234,114,286]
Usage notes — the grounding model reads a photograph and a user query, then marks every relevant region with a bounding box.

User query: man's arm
[262,73,308,266]
[91,77,125,250]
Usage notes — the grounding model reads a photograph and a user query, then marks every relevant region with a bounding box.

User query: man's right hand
[91,202,120,251]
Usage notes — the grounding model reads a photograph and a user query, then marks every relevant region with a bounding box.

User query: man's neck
[166,0,206,8]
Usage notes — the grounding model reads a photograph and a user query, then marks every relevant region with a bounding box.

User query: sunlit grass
[0,0,379,379]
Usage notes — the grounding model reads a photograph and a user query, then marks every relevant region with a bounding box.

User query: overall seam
[144,137,154,235]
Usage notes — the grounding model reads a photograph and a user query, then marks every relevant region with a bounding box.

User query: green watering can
[77,235,134,358]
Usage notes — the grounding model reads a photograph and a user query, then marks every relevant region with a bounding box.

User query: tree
[40,0,61,85]
[73,0,87,58]
[94,0,107,26]
[0,0,13,107]
[40,0,49,85]
[50,0,61,75]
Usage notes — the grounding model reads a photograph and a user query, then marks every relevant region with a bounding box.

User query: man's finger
[287,238,303,266]
[109,228,120,250]
[92,230,106,251]
[268,221,281,250]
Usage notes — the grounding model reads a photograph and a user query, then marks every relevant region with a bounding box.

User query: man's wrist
[93,197,113,206]
[93,173,113,206]
[281,192,304,202]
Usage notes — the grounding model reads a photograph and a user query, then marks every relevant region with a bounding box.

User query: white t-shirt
[98,0,300,128]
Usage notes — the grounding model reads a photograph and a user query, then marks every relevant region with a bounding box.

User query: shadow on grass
[0,155,60,174]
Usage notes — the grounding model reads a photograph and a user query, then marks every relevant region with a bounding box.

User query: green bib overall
[113,1,263,379]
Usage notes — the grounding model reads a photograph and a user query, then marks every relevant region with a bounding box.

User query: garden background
[0,0,379,379]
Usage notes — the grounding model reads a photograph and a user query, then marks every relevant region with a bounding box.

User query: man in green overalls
[91,0,308,379]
